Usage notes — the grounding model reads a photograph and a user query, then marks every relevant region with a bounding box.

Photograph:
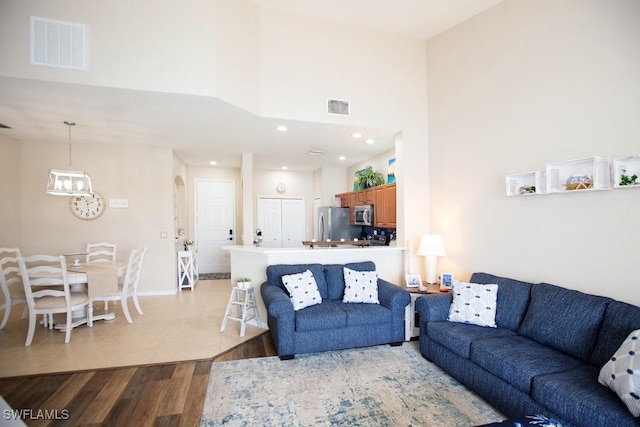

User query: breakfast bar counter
[223,245,405,329]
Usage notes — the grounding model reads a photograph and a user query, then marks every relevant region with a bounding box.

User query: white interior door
[196,180,235,273]
[257,198,282,248]
[281,198,305,247]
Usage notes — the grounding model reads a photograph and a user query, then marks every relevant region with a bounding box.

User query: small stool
[220,286,262,337]
[177,250,198,291]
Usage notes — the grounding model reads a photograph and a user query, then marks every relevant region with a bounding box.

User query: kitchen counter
[223,245,406,329]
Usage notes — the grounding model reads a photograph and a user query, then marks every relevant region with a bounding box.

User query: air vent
[327,99,350,116]
[30,16,87,70]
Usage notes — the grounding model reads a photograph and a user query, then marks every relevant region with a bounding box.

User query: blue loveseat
[261,261,410,360]
[417,272,640,427]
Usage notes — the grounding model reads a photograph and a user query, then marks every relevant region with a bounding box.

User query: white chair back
[86,242,117,265]
[0,247,25,329]
[122,247,147,297]
[18,254,89,345]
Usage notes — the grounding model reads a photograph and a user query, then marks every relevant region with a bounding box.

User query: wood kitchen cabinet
[356,188,374,205]
[373,183,396,227]
[336,192,357,224]
[336,183,396,227]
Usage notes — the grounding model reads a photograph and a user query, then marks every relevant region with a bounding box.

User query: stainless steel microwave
[354,205,373,225]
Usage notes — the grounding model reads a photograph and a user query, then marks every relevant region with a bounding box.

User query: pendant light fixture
[45,121,93,196]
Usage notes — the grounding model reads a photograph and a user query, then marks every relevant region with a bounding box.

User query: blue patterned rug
[200,341,504,426]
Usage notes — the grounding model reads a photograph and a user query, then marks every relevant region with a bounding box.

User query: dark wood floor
[0,332,276,427]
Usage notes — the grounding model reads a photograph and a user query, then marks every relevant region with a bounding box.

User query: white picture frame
[440,272,454,289]
[405,274,422,288]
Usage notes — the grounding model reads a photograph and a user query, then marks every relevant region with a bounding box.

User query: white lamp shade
[45,169,93,196]
[417,234,447,257]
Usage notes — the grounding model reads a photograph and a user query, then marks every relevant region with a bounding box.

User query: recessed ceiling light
[365,138,375,144]
[276,125,288,132]
[352,132,362,138]
[281,166,288,170]
[338,156,346,161]
[209,161,217,165]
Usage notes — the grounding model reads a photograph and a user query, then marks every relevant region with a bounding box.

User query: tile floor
[0,280,265,378]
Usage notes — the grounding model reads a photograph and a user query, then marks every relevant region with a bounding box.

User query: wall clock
[276,182,286,194]
[69,192,105,220]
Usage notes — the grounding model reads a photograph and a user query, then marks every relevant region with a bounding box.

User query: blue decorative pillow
[598,329,640,417]
[281,269,322,311]
[447,280,498,328]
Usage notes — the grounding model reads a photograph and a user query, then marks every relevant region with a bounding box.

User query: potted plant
[355,167,385,189]
[237,277,252,289]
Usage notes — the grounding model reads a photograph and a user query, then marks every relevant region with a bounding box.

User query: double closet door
[257,197,305,248]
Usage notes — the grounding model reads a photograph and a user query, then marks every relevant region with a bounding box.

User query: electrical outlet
[160,231,168,238]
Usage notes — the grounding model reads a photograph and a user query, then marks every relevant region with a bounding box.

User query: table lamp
[417,234,447,284]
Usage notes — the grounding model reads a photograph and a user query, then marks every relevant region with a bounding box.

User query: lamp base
[425,255,438,284]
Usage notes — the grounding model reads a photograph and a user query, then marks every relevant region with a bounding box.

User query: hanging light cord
[64,121,76,169]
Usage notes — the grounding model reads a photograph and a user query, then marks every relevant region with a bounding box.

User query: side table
[404,282,450,340]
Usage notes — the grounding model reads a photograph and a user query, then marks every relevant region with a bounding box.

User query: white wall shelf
[612,156,640,189]
[503,156,640,197]
[505,171,546,197]
[546,157,611,193]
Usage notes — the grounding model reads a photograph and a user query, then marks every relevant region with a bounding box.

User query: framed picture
[405,274,422,288]
[440,272,454,289]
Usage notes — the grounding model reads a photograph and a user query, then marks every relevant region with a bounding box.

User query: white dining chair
[90,247,147,324]
[86,242,117,265]
[0,247,27,329]
[18,254,90,346]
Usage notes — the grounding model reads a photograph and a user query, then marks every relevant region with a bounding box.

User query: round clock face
[69,192,105,220]
[276,182,286,193]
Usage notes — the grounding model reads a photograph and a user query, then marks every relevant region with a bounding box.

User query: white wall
[0,0,218,96]
[427,0,640,305]
[347,148,397,189]
[0,136,21,246]
[258,8,431,251]
[16,141,176,294]
[252,169,315,242]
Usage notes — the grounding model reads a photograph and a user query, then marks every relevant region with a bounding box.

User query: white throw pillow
[343,267,379,304]
[447,280,498,328]
[281,269,322,311]
[598,329,640,417]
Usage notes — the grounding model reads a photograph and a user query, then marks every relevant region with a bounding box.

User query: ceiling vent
[327,99,350,116]
[30,16,87,71]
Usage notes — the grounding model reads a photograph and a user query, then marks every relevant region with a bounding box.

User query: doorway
[195,179,235,273]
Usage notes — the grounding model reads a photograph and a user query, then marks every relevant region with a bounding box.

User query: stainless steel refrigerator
[317,206,361,241]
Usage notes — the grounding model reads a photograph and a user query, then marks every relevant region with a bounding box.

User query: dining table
[54,258,127,330]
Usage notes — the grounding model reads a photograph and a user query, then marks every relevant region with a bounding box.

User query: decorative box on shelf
[545,156,611,193]
[505,171,546,197]
[612,156,640,189]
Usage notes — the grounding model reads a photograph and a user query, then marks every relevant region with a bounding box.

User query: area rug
[199,273,231,280]
[200,341,505,426]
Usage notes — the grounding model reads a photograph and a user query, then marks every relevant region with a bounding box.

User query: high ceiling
[0,0,503,171]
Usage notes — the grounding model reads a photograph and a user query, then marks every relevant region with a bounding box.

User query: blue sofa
[261,261,410,360]
[416,272,640,427]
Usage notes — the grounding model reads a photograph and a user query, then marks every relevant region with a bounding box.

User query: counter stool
[177,250,198,291]
[220,286,262,337]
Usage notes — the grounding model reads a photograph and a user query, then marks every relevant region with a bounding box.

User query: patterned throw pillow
[598,329,640,417]
[343,267,379,304]
[447,280,498,328]
[281,269,322,311]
